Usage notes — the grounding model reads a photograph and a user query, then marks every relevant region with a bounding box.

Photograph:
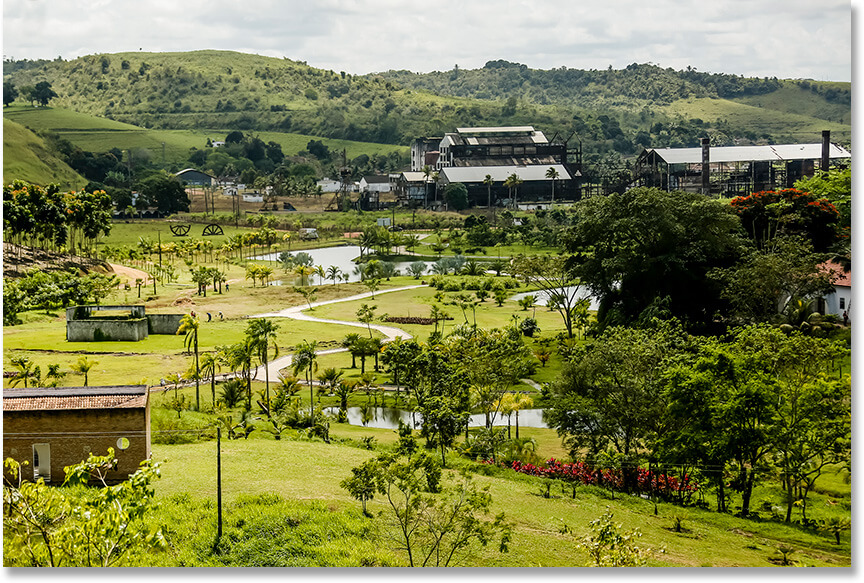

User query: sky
[1,0,854,81]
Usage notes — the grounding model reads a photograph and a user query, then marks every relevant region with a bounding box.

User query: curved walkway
[250,285,426,383]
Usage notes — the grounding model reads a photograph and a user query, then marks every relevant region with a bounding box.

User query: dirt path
[108,263,150,284]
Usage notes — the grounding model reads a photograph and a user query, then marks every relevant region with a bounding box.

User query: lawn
[145,433,851,567]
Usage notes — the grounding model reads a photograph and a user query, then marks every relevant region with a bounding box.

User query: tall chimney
[821,130,831,173]
[701,138,710,195]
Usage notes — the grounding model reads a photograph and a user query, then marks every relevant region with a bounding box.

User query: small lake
[510,286,600,311]
[255,245,432,283]
[322,406,548,430]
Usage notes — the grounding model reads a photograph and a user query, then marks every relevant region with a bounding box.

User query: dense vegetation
[3,51,851,162]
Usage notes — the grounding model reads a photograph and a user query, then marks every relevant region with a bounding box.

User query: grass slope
[3,105,408,168]
[2,117,87,188]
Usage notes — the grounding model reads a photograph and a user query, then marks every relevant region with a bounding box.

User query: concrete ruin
[65,305,183,342]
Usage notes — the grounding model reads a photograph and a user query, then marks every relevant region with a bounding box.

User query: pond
[322,406,549,430]
[509,286,600,311]
[255,245,432,283]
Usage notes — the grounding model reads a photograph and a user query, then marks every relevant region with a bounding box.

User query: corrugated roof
[362,175,391,183]
[452,156,560,167]
[4,385,149,412]
[440,164,571,184]
[646,143,852,165]
[400,172,427,182]
[456,126,537,134]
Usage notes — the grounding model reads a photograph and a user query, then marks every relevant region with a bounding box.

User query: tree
[137,173,190,214]
[443,182,469,211]
[326,265,342,286]
[364,452,511,567]
[70,356,98,387]
[545,322,684,492]
[711,236,836,324]
[4,81,18,106]
[177,313,201,410]
[9,356,39,388]
[579,510,658,567]
[32,81,58,106]
[545,167,559,202]
[292,340,318,415]
[199,351,221,407]
[730,187,841,253]
[381,337,423,405]
[513,254,583,338]
[483,174,495,214]
[3,450,165,567]
[340,459,381,517]
[564,187,744,330]
[503,173,523,209]
[246,318,280,413]
[356,303,377,337]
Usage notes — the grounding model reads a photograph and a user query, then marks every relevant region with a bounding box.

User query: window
[840,298,846,309]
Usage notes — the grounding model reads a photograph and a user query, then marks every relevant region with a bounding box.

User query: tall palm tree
[342,333,361,368]
[545,167,559,203]
[246,318,280,412]
[504,173,524,210]
[422,164,432,207]
[199,351,221,407]
[314,265,327,286]
[292,340,319,415]
[71,356,98,387]
[177,313,201,410]
[483,174,495,211]
[431,171,441,203]
[294,264,314,287]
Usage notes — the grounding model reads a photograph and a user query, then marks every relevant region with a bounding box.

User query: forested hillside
[3,51,851,163]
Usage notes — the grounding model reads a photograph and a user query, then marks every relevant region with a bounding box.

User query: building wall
[66,318,149,342]
[147,314,183,335]
[3,406,150,484]
[823,286,852,318]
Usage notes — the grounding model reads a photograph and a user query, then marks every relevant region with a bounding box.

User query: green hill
[3,104,408,171]
[3,50,851,164]
[2,117,87,189]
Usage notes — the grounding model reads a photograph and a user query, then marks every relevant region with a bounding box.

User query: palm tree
[177,313,201,410]
[545,167,560,203]
[292,340,319,414]
[504,173,524,210]
[352,337,378,374]
[316,367,344,398]
[342,333,361,368]
[200,351,221,407]
[483,174,495,214]
[9,356,37,388]
[327,265,342,286]
[246,318,280,413]
[294,264,314,286]
[431,171,441,203]
[422,164,432,207]
[508,393,534,439]
[71,356,98,387]
[314,265,326,286]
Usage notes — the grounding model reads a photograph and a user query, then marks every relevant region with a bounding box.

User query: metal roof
[456,126,537,134]
[400,171,427,182]
[645,143,852,165]
[440,164,571,184]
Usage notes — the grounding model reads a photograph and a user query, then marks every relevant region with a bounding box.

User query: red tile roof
[819,260,851,287]
[3,386,148,412]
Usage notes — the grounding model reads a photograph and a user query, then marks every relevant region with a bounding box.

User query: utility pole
[217,427,223,540]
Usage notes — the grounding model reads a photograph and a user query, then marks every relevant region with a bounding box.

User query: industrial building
[633,131,851,197]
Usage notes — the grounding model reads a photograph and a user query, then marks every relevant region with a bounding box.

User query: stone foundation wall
[66,318,149,342]
[147,314,183,335]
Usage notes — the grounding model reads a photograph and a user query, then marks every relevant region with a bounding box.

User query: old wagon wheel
[169,224,191,236]
[202,223,224,236]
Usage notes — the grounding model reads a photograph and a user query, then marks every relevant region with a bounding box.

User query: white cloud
[2,0,853,80]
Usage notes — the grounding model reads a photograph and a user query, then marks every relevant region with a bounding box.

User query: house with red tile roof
[818,260,851,321]
[3,385,150,484]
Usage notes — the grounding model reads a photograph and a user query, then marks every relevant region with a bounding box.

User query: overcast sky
[1,0,854,81]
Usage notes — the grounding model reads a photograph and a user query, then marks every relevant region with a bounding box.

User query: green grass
[141,435,851,567]
[2,117,88,189]
[660,97,851,143]
[3,105,408,168]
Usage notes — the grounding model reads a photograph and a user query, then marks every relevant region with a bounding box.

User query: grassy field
[2,117,88,189]
[141,433,851,567]
[660,97,851,143]
[3,105,408,171]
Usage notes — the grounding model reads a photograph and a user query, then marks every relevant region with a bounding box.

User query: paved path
[250,285,426,383]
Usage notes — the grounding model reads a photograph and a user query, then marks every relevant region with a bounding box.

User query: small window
[840,298,846,309]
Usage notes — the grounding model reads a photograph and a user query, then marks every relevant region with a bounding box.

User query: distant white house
[359,175,392,193]
[819,261,851,319]
[242,193,264,203]
[317,179,342,193]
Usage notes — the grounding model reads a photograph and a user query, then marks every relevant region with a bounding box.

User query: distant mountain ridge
[3,50,851,159]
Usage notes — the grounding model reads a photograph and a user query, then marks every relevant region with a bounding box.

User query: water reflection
[510,286,599,311]
[255,245,432,283]
[323,406,548,429]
